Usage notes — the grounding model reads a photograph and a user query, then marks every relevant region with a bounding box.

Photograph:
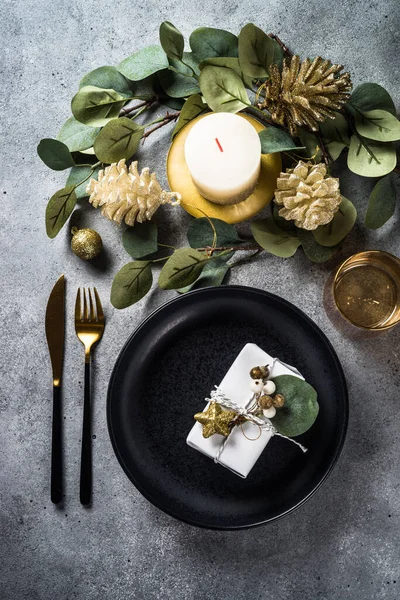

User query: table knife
[45,274,65,504]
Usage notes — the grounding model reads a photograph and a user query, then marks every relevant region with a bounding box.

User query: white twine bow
[206,386,308,464]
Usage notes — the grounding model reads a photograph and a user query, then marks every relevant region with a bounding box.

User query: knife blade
[45,275,65,503]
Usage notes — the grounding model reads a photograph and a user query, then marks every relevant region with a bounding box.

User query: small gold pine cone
[274,160,341,230]
[258,55,352,135]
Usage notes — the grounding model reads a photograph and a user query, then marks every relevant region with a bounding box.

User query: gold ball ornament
[71,227,103,260]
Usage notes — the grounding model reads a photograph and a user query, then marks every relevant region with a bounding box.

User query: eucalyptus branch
[197,244,263,255]
[268,33,293,58]
[120,98,156,116]
[142,112,180,141]
[73,161,101,188]
[316,132,332,165]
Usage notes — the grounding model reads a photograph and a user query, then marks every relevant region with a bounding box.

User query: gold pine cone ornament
[258,55,352,135]
[274,161,341,230]
[86,159,182,226]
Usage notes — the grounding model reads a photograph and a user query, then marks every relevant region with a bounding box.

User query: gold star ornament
[194,402,237,438]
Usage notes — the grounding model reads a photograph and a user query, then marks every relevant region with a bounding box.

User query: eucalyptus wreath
[38,22,400,308]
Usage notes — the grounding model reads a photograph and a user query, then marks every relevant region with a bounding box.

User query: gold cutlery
[45,275,65,504]
[75,288,105,505]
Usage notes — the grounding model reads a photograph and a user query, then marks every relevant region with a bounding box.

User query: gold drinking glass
[333,251,400,330]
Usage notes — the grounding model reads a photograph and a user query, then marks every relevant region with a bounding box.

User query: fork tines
[75,288,104,323]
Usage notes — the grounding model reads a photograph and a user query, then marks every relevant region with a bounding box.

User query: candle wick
[215,138,223,152]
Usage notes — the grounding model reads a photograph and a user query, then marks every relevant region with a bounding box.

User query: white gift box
[186,343,304,478]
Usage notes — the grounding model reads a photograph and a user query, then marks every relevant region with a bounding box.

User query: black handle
[51,385,63,504]
[80,360,92,505]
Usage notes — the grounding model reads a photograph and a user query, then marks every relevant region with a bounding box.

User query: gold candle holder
[333,251,400,330]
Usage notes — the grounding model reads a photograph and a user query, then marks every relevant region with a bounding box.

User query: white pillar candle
[184,112,261,205]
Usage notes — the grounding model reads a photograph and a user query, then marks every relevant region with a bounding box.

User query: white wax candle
[186,343,304,478]
[184,113,261,205]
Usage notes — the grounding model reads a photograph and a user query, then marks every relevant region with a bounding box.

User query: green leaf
[365,174,397,229]
[189,27,238,61]
[354,109,400,142]
[199,65,250,113]
[297,128,322,162]
[199,56,253,88]
[348,83,396,116]
[79,66,132,95]
[271,375,319,437]
[159,21,184,61]
[57,117,101,153]
[347,135,396,177]
[187,217,241,248]
[178,257,230,293]
[238,23,283,78]
[111,261,152,309]
[118,45,169,81]
[172,94,206,138]
[37,138,75,170]
[259,128,305,154]
[79,147,96,155]
[158,248,208,289]
[319,112,350,161]
[251,218,301,258]
[93,117,144,163]
[158,69,200,98]
[71,86,128,127]
[66,165,100,199]
[272,204,297,232]
[313,196,357,247]
[122,222,158,258]
[169,52,200,77]
[297,229,338,263]
[45,186,77,238]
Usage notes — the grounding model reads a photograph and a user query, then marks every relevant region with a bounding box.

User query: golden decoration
[250,365,270,380]
[167,114,281,224]
[273,393,285,408]
[71,227,102,260]
[194,402,237,438]
[274,160,341,230]
[258,55,352,135]
[86,159,181,226]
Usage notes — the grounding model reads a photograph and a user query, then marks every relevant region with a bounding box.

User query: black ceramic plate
[107,286,348,529]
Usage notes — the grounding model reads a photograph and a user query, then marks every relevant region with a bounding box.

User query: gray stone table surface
[1,0,400,598]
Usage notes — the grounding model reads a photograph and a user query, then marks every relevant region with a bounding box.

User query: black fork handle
[80,359,92,505]
[51,385,63,504]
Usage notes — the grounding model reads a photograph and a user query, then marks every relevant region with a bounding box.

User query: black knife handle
[51,385,63,504]
[80,360,92,506]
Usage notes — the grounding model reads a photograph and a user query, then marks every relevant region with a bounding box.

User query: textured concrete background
[1,0,400,598]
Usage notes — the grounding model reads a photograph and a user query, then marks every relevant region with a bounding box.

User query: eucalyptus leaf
[45,186,77,238]
[187,217,241,248]
[272,204,297,232]
[189,27,238,61]
[347,83,396,116]
[178,257,230,293]
[259,128,305,154]
[347,135,396,177]
[158,69,200,98]
[79,66,132,95]
[71,86,128,127]
[66,165,100,199]
[111,261,152,309]
[199,56,253,88]
[365,174,397,229]
[37,138,75,170]
[238,23,283,78]
[93,117,144,163]
[297,128,322,162]
[297,229,338,262]
[355,109,400,142]
[57,117,101,153]
[122,222,158,258]
[172,94,206,138]
[118,45,169,81]
[313,196,357,247]
[159,21,184,61]
[158,248,208,289]
[169,53,200,77]
[251,218,301,258]
[199,65,250,113]
[319,112,350,161]
[271,375,319,437]
[79,147,96,155]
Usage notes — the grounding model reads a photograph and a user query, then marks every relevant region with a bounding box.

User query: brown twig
[316,131,332,166]
[142,112,180,141]
[268,33,293,58]
[120,97,157,116]
[197,244,263,255]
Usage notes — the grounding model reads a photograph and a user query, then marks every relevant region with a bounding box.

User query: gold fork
[75,288,105,505]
